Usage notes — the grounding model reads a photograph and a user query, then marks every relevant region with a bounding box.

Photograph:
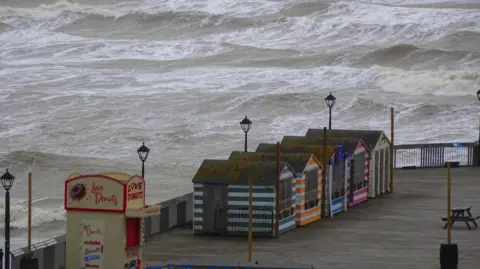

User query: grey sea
[0,0,479,249]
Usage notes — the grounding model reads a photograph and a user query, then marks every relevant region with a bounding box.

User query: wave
[0,22,12,32]
[371,65,480,96]
[358,44,480,66]
[0,200,65,230]
[57,11,261,40]
[442,30,480,42]
[0,150,126,172]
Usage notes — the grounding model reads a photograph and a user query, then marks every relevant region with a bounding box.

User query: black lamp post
[1,169,15,269]
[137,142,150,178]
[240,115,252,152]
[325,92,336,130]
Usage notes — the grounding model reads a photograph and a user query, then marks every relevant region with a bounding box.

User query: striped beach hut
[284,135,371,208]
[192,159,297,237]
[256,143,338,217]
[279,136,351,215]
[229,151,327,226]
[306,129,390,197]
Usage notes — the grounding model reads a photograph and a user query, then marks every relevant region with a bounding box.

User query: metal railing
[394,142,477,168]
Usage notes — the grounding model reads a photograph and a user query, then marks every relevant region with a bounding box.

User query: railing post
[474,143,480,166]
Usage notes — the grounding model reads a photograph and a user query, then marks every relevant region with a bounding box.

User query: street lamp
[325,92,336,130]
[240,115,252,152]
[137,142,150,178]
[1,169,15,269]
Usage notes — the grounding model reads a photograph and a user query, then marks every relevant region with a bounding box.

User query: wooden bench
[441,216,479,222]
[442,216,480,229]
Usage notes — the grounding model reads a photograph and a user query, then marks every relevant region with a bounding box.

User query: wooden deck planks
[144,167,480,269]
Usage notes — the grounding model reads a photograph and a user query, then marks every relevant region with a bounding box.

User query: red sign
[127,181,144,201]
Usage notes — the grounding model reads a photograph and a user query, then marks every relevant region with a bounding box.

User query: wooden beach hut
[279,137,350,214]
[306,129,391,196]
[281,135,370,209]
[255,143,338,217]
[192,159,297,237]
[229,151,326,226]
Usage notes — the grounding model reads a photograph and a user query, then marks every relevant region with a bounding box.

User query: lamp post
[325,92,336,130]
[1,169,15,269]
[477,90,480,166]
[240,115,252,152]
[137,142,150,178]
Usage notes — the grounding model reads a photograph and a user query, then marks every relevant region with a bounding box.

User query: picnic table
[442,206,480,230]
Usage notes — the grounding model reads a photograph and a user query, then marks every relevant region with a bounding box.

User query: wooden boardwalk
[144,168,480,269]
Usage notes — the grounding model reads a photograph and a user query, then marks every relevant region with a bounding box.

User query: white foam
[0,201,65,229]
[371,65,480,96]
[203,0,480,51]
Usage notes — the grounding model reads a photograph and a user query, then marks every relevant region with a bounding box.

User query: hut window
[285,178,293,209]
[353,154,364,190]
[332,163,344,199]
[305,168,318,209]
[278,180,285,210]
[279,178,293,219]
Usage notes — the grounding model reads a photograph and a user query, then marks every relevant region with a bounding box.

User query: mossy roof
[305,129,385,150]
[228,151,321,174]
[281,135,360,154]
[192,159,293,184]
[255,143,335,163]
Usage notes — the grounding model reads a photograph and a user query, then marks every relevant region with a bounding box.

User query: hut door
[349,159,354,203]
[380,149,385,193]
[202,184,228,234]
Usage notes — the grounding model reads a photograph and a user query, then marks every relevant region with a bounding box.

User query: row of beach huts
[191,128,392,237]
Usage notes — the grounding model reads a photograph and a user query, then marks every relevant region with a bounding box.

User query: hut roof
[228,151,319,175]
[192,159,292,185]
[280,135,359,154]
[305,129,385,150]
[255,143,335,162]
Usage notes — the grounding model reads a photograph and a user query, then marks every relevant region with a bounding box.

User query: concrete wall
[9,192,193,269]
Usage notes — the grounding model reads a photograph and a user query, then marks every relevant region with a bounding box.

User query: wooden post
[28,171,32,253]
[275,142,280,237]
[390,107,395,193]
[247,178,253,261]
[447,162,452,244]
[321,127,327,217]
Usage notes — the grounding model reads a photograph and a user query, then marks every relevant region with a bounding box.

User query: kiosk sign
[126,176,145,209]
[81,220,105,269]
[66,175,125,212]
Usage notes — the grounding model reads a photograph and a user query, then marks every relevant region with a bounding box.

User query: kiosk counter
[64,172,161,269]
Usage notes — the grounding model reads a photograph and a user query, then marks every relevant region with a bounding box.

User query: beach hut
[278,137,350,214]
[229,151,327,226]
[191,159,297,237]
[281,135,370,209]
[256,143,339,217]
[306,129,391,196]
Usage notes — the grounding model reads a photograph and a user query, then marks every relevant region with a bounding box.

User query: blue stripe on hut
[280,136,349,217]
[256,143,336,219]
[301,132,371,208]
[191,159,296,237]
[306,129,391,197]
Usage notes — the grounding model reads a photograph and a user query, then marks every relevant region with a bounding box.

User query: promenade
[144,167,480,269]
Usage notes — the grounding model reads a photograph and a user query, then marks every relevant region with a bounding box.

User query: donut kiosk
[64,172,161,269]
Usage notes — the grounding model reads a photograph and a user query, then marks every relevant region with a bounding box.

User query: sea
[0,0,479,250]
